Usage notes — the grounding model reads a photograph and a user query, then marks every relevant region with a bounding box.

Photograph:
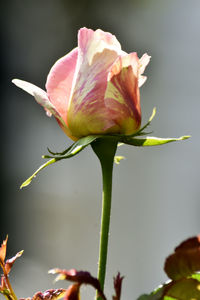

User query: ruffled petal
[138,53,151,87]
[45,48,78,123]
[104,53,141,135]
[67,28,122,137]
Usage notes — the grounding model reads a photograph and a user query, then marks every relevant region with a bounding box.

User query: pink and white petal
[78,28,122,66]
[138,53,150,87]
[138,75,147,88]
[12,79,72,137]
[45,47,78,123]
[139,53,151,75]
[105,54,141,135]
[67,29,123,137]
[107,52,139,80]
[67,48,120,137]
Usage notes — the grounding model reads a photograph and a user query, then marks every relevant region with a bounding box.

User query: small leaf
[114,156,125,165]
[122,135,190,147]
[5,250,24,275]
[113,273,124,300]
[0,236,8,265]
[49,268,106,300]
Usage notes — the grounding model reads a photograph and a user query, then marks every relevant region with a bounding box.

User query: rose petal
[67,28,122,137]
[46,48,78,123]
[105,53,141,135]
[78,27,122,65]
[139,53,151,88]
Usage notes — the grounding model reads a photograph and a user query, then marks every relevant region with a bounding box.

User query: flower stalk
[92,137,118,299]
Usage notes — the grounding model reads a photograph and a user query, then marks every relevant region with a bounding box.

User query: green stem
[1,264,18,300]
[92,137,118,299]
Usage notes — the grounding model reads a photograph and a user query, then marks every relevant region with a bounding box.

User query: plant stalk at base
[92,138,118,300]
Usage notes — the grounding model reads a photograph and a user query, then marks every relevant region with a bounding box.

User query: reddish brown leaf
[49,268,106,300]
[0,236,8,265]
[164,235,200,280]
[113,273,124,300]
[64,284,80,300]
[20,289,67,300]
[5,250,24,275]
[175,236,200,251]
[0,276,7,290]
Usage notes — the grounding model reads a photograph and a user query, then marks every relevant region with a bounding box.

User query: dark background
[0,0,199,299]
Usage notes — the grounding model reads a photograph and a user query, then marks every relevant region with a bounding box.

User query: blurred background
[0,0,199,298]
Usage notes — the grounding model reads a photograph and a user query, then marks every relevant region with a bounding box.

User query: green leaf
[137,286,165,300]
[137,295,151,300]
[122,135,190,147]
[164,278,200,300]
[191,273,200,282]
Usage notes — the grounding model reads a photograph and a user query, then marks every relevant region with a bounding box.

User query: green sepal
[44,135,98,158]
[132,107,156,137]
[121,135,190,147]
[20,136,98,189]
[20,109,190,188]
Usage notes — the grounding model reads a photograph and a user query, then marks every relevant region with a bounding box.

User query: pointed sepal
[20,108,190,188]
[121,135,190,147]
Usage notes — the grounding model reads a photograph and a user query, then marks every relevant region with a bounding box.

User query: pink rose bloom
[12,28,150,141]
